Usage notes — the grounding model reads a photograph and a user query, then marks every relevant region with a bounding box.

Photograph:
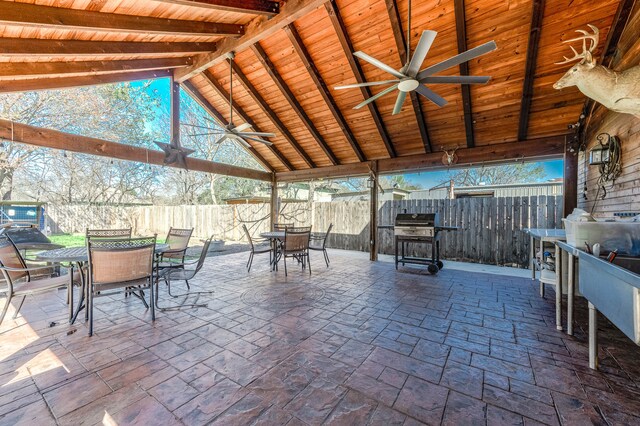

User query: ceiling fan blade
[354,84,399,109]
[392,91,407,115]
[353,52,406,79]
[420,75,491,84]
[181,122,221,131]
[187,132,224,137]
[234,122,252,132]
[406,30,437,77]
[237,131,276,137]
[415,85,448,107]
[417,41,497,79]
[217,134,229,144]
[335,80,400,90]
[234,138,251,148]
[242,135,273,145]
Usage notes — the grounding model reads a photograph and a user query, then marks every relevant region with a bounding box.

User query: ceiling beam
[201,70,294,171]
[453,0,475,149]
[151,0,280,16]
[180,80,275,172]
[250,42,339,166]
[0,119,272,182]
[384,0,432,153]
[518,0,545,141]
[0,69,173,93]
[175,0,331,82]
[0,39,217,57]
[277,135,566,182]
[0,58,192,79]
[282,24,366,163]
[324,0,397,158]
[227,57,316,168]
[0,1,244,37]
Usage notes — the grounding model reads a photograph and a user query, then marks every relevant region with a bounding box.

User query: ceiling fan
[335,0,497,114]
[183,52,275,148]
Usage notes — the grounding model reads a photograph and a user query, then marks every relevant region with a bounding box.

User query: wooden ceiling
[0,0,628,177]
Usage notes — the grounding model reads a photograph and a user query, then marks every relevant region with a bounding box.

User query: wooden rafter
[180,80,275,172]
[0,119,272,181]
[277,135,566,182]
[453,0,475,149]
[152,0,280,16]
[250,42,339,165]
[518,0,545,142]
[0,39,217,57]
[324,0,397,158]
[0,58,192,80]
[0,69,173,93]
[175,0,331,82]
[0,1,244,37]
[201,70,294,171]
[282,24,366,163]
[383,0,432,153]
[227,58,316,168]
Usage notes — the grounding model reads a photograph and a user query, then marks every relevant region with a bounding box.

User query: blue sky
[133,78,564,186]
[403,159,564,188]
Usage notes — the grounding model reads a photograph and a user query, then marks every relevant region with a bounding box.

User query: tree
[450,163,545,186]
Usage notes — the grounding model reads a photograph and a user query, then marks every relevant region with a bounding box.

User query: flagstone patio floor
[1,249,640,425]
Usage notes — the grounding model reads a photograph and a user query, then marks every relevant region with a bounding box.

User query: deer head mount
[553,25,640,118]
[441,146,459,166]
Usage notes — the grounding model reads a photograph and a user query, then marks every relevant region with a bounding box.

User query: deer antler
[555,24,599,65]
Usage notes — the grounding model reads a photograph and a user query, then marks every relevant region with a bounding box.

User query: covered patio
[2,250,640,425]
[1,0,640,424]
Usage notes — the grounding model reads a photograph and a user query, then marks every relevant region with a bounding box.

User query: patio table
[260,231,285,271]
[36,244,169,324]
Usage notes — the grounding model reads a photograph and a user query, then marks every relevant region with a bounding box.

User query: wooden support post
[270,175,278,230]
[170,76,180,146]
[369,161,379,261]
[563,139,578,217]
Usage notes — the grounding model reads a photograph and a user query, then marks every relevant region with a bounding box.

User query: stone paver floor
[1,249,640,425]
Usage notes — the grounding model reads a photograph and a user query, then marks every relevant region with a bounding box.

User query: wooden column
[369,160,379,261]
[170,75,180,146]
[270,174,278,230]
[563,139,578,217]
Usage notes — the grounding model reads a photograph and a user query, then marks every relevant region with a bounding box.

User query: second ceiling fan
[335,0,497,114]
[184,52,276,148]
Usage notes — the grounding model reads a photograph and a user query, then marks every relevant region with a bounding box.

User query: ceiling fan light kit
[335,0,497,114]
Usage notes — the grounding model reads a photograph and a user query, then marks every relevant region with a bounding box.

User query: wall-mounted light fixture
[366,176,375,189]
[589,133,619,166]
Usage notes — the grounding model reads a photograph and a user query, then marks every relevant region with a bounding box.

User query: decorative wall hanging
[553,25,640,118]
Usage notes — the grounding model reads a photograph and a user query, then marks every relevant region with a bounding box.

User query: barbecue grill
[394,213,456,274]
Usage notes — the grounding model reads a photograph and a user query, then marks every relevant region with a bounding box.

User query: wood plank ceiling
[0,0,623,175]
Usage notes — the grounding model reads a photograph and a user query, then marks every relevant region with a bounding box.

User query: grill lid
[395,213,438,227]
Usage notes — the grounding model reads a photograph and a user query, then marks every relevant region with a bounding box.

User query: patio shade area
[1,250,639,425]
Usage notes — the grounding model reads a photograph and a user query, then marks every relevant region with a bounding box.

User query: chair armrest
[0,263,70,273]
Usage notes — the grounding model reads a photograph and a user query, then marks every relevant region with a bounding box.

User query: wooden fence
[46,195,563,267]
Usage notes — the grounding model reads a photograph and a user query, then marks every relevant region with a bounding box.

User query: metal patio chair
[86,228,132,239]
[86,236,156,336]
[243,224,272,272]
[273,222,294,231]
[0,234,80,325]
[310,223,333,267]
[154,236,215,311]
[157,227,194,289]
[282,226,312,276]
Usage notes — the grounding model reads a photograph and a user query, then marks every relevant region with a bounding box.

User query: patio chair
[273,222,294,231]
[281,226,312,276]
[158,227,193,265]
[86,228,132,239]
[309,223,333,267]
[242,224,272,272]
[154,236,215,311]
[0,234,80,326]
[86,236,156,336]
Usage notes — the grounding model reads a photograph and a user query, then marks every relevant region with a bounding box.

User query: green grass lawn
[49,233,166,247]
